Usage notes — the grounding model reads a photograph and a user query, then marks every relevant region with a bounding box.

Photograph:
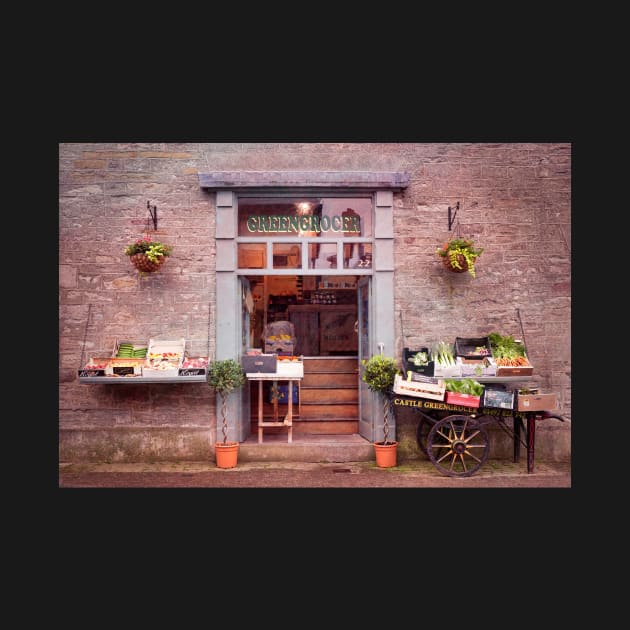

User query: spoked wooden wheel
[426,415,490,477]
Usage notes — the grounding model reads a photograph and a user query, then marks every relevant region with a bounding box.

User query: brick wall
[59,142,571,462]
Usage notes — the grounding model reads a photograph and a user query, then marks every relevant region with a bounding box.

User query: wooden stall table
[246,372,303,443]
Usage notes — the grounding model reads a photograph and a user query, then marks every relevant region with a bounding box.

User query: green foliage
[444,378,485,396]
[125,237,173,262]
[207,359,246,396]
[361,355,399,394]
[207,359,246,444]
[436,238,484,278]
[488,332,526,359]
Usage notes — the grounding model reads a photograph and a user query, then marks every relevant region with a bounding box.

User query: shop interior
[244,274,359,357]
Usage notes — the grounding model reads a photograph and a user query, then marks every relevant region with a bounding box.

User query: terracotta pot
[442,253,469,273]
[374,441,398,468]
[130,253,166,273]
[215,441,239,469]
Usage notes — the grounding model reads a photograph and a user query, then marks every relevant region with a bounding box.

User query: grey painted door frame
[204,181,402,444]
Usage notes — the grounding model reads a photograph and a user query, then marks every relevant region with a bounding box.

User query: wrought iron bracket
[447,201,460,231]
[147,201,158,230]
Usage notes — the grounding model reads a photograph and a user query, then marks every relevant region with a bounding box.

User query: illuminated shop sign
[246,214,361,234]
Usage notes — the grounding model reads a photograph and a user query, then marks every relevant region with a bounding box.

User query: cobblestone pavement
[59,459,571,488]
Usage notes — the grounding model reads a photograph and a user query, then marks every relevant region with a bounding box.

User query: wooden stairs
[250,357,359,435]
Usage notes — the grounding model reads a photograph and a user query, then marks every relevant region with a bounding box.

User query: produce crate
[433,362,462,378]
[112,339,149,359]
[482,388,515,410]
[78,357,111,377]
[445,392,481,408]
[409,373,440,384]
[459,357,497,377]
[143,338,186,377]
[269,384,299,404]
[517,392,557,412]
[454,336,493,360]
[106,357,145,376]
[178,357,208,376]
[393,374,445,401]
[242,354,277,373]
[402,347,434,376]
[276,356,304,378]
[495,362,534,377]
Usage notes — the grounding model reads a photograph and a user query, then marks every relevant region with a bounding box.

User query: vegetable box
[178,357,208,376]
[482,388,515,410]
[242,354,277,373]
[402,347,435,376]
[78,357,111,378]
[445,392,481,408]
[106,357,145,376]
[517,392,557,412]
[458,357,497,377]
[112,339,149,359]
[393,374,445,401]
[433,362,462,378]
[276,356,304,378]
[143,338,186,377]
[454,336,493,360]
[495,362,534,377]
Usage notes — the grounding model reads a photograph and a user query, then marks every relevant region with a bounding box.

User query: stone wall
[59,142,571,462]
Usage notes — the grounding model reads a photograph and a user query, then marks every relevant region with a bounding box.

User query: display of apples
[84,359,109,369]
[181,357,209,368]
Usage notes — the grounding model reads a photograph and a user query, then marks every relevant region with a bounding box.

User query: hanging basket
[130,253,166,273]
[442,253,469,274]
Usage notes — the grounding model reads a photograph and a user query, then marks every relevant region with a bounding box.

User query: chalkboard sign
[113,366,135,376]
[78,369,106,377]
[178,368,207,376]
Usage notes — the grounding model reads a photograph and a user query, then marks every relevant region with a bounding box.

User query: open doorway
[244,274,359,357]
[243,274,360,435]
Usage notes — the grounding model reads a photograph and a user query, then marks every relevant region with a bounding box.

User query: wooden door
[357,277,374,441]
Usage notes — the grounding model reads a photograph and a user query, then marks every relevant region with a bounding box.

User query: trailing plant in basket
[124,237,173,274]
[207,359,246,444]
[362,355,399,445]
[437,238,484,278]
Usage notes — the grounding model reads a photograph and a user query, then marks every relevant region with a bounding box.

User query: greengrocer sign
[246,214,361,234]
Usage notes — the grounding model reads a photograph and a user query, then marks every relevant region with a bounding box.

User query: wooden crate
[495,364,534,377]
[143,338,186,376]
[517,392,557,412]
[393,374,445,401]
[445,392,481,408]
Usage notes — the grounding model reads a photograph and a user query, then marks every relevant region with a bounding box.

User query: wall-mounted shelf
[79,375,207,384]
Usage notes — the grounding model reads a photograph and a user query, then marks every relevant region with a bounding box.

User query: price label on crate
[113,366,135,376]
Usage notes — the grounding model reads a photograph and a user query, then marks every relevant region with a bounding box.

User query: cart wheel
[426,415,490,477]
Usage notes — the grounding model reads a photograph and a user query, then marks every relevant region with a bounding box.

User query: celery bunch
[432,341,456,367]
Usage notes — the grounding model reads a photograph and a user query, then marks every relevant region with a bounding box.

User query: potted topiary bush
[361,354,400,467]
[207,358,246,468]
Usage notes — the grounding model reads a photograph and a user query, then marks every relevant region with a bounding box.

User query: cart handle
[537,411,566,422]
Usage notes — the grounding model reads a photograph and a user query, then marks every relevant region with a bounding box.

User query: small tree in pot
[207,358,246,468]
[362,354,400,467]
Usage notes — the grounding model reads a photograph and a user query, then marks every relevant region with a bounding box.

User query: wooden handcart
[391,391,566,478]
